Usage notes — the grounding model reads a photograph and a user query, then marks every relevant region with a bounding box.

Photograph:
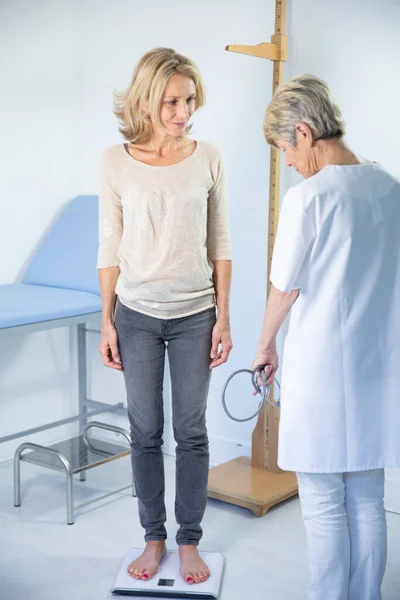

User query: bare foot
[127,541,166,580]
[179,545,210,585]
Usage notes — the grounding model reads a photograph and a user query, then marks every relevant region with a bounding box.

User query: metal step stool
[14,421,135,524]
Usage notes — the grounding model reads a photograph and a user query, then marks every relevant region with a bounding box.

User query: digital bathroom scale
[110,548,224,599]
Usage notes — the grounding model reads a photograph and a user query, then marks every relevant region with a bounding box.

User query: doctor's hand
[251,342,278,386]
[210,319,233,369]
[99,324,123,371]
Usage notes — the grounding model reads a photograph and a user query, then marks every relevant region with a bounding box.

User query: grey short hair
[264,74,345,147]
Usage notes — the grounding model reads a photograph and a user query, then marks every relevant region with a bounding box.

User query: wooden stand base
[208,456,298,517]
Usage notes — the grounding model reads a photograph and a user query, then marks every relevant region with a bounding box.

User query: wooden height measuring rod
[208,0,298,517]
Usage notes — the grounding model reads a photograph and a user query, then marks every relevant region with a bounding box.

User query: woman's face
[158,73,197,137]
[276,125,317,179]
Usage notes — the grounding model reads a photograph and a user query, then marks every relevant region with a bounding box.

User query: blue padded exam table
[0,195,131,523]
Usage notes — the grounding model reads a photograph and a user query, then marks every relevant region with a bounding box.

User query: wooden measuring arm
[226,35,288,62]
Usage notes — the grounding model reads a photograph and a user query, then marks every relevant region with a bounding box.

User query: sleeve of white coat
[270,188,316,293]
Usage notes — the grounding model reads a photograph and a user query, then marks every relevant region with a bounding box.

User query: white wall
[1,0,400,509]
[284,0,400,185]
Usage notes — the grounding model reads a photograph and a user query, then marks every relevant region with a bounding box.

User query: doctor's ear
[295,122,314,146]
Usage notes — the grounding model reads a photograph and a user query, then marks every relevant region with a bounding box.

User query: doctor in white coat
[252,74,400,600]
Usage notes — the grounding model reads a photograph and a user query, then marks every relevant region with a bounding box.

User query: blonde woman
[253,75,400,600]
[97,48,232,585]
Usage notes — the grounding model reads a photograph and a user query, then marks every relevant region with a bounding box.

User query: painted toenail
[143,574,148,579]
[187,577,193,582]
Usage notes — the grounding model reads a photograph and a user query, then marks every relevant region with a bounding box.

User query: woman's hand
[210,319,233,369]
[251,341,278,386]
[99,324,123,371]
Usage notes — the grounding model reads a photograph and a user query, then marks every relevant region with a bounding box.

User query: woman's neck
[134,133,188,158]
[315,138,360,170]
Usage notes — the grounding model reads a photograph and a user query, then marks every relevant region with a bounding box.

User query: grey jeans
[114,300,216,546]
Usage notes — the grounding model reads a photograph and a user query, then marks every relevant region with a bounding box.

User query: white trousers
[297,470,387,600]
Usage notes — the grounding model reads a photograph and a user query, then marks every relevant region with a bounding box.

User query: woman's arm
[99,266,120,326]
[258,285,299,349]
[210,259,233,369]
[253,187,316,382]
[251,285,299,383]
[207,150,233,369]
[97,150,123,370]
[98,266,123,370]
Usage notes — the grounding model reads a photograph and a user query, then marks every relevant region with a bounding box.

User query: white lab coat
[270,163,400,472]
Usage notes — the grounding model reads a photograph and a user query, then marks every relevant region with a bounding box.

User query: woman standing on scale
[97,48,232,585]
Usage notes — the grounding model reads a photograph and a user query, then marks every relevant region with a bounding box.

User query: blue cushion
[0,284,101,329]
[22,195,100,296]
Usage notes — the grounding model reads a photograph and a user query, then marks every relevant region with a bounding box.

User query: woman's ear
[295,122,314,146]
[141,98,149,114]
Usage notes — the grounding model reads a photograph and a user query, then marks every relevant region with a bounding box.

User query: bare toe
[179,546,210,586]
[127,542,166,581]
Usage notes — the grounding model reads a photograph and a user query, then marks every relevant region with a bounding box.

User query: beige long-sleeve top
[97,141,232,319]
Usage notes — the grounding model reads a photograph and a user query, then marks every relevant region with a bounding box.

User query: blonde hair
[264,74,345,147]
[114,47,206,144]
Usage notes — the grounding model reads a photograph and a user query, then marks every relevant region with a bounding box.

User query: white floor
[0,454,399,600]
